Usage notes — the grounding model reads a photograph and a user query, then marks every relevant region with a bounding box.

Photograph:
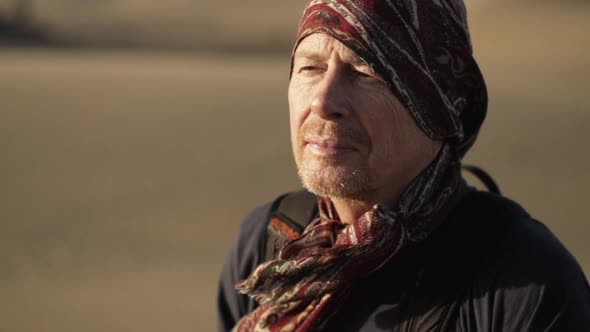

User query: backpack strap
[461,164,501,195]
[262,189,318,261]
[273,189,318,229]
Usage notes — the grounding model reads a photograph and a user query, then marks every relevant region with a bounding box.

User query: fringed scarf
[233,0,487,330]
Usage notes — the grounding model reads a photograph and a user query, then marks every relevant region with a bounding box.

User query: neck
[330,187,403,225]
[330,198,370,225]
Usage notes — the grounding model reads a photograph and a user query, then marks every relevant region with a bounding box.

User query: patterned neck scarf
[233,1,487,330]
[233,147,462,331]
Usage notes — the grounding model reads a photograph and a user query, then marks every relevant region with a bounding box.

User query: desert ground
[1,2,589,332]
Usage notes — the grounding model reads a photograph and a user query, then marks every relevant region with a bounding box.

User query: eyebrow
[293,50,325,63]
[293,48,369,68]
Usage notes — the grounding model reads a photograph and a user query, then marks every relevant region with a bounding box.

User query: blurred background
[1,1,589,331]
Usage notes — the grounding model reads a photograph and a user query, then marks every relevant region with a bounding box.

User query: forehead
[293,33,367,66]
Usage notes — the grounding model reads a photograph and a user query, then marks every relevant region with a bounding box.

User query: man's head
[289,33,441,203]
[288,0,487,204]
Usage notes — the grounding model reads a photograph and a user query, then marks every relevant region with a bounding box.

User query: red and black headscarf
[232,1,487,331]
[295,0,487,157]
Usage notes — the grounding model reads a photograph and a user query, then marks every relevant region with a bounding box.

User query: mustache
[299,121,370,147]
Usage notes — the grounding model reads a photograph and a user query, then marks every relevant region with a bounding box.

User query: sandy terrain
[1,2,589,332]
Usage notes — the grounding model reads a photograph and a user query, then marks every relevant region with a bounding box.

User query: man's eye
[355,70,377,80]
[300,66,319,72]
[355,70,385,84]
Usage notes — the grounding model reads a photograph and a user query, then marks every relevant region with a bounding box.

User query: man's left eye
[355,70,379,81]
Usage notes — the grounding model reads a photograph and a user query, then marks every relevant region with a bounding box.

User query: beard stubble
[295,120,373,199]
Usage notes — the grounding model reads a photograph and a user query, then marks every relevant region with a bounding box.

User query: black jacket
[218,189,590,331]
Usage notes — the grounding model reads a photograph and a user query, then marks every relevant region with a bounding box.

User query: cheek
[360,90,425,178]
[368,117,399,169]
[369,100,438,178]
[360,92,402,158]
[288,84,307,148]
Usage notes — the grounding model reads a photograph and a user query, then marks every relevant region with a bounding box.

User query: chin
[297,162,370,199]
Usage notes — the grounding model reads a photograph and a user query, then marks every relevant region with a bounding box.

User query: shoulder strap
[273,189,318,230]
[461,164,501,195]
[262,190,318,261]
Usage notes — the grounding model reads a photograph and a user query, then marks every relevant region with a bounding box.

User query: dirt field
[1,3,589,332]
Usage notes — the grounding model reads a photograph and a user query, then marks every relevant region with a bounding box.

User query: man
[218,0,590,331]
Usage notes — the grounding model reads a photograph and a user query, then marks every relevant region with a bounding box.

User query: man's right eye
[300,66,319,72]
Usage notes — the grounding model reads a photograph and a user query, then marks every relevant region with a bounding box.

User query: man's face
[288,33,441,203]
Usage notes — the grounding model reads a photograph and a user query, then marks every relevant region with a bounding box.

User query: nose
[310,69,351,120]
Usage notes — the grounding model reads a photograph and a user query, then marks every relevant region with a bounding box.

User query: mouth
[304,137,357,156]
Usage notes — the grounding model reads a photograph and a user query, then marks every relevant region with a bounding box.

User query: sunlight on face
[288,33,441,203]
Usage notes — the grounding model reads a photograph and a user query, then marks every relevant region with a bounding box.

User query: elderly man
[218,0,590,331]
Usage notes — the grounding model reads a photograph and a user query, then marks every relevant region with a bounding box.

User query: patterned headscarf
[294,0,487,156]
[233,1,486,331]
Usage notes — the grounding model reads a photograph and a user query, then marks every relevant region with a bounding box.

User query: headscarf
[295,0,487,157]
[233,1,487,331]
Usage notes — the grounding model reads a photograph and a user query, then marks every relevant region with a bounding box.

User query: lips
[304,137,357,156]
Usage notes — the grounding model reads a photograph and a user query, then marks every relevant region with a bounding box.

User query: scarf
[233,0,487,330]
[233,146,461,331]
